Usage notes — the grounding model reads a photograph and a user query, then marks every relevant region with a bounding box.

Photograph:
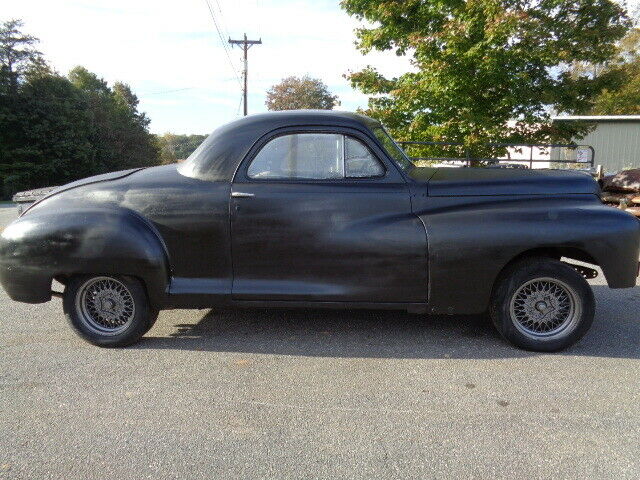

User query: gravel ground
[1,208,639,479]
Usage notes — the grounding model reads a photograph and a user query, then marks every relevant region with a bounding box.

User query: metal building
[552,115,640,174]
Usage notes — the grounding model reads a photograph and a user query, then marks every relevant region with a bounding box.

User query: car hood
[408,167,600,196]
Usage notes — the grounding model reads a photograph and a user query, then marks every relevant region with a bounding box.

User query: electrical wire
[236,92,243,116]
[212,0,232,41]
[140,87,195,96]
[203,0,242,86]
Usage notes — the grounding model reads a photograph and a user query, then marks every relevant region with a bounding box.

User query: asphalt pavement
[1,206,639,479]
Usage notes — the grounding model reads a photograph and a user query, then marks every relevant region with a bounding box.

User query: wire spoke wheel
[509,277,581,339]
[75,276,136,336]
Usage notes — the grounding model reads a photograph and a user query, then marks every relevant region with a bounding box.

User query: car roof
[211,110,382,137]
[178,110,382,182]
[227,110,379,128]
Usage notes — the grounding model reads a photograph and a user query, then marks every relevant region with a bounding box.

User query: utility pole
[229,33,262,116]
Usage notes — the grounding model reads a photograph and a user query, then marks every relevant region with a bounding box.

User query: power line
[236,92,243,116]
[141,87,195,96]
[212,0,231,40]
[203,0,242,86]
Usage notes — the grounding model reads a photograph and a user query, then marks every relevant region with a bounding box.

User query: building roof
[552,115,640,122]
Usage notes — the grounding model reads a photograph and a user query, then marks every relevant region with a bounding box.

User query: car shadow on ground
[136,285,640,359]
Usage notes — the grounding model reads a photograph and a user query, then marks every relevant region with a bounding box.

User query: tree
[0,20,160,199]
[68,67,159,173]
[0,20,91,196]
[0,19,42,93]
[155,133,207,164]
[110,81,159,169]
[589,28,640,114]
[1,71,95,195]
[265,75,339,111]
[340,0,631,153]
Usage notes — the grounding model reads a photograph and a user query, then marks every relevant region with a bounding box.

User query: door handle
[231,192,254,198]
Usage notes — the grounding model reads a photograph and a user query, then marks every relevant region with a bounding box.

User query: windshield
[372,126,415,172]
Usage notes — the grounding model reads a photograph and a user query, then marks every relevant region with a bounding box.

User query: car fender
[416,195,640,315]
[0,206,169,306]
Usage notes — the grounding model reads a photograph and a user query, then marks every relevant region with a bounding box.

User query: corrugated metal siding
[571,121,640,173]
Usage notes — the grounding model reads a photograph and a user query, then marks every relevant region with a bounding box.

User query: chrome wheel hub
[76,277,135,335]
[509,277,579,338]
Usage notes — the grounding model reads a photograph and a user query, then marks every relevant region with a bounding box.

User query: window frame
[235,126,399,184]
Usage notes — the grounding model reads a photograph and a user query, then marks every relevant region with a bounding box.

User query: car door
[230,127,427,303]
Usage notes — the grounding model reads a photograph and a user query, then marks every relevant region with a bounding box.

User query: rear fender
[0,207,169,306]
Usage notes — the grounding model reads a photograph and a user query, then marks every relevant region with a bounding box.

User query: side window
[344,136,385,178]
[247,133,343,179]
[247,133,384,180]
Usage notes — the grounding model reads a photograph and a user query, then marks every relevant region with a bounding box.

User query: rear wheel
[490,258,595,351]
[63,275,157,347]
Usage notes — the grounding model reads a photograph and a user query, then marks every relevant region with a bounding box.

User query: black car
[1,111,638,351]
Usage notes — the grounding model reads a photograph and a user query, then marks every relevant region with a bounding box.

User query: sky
[3,0,638,135]
[2,0,412,134]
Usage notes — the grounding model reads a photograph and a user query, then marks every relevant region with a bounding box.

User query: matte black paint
[409,191,640,313]
[230,181,427,302]
[410,166,601,196]
[229,124,426,303]
[0,111,638,315]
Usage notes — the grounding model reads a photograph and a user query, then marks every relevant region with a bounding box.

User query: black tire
[63,275,156,347]
[143,310,160,335]
[489,258,595,352]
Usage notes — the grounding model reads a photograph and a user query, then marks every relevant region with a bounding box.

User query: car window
[371,126,415,172]
[247,133,384,180]
[247,133,344,179]
[344,136,384,178]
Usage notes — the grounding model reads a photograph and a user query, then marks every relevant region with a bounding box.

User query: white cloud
[3,0,411,133]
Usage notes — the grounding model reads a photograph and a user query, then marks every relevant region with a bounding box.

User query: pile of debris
[600,169,640,217]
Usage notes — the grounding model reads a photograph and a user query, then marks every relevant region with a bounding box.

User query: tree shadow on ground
[136,285,640,360]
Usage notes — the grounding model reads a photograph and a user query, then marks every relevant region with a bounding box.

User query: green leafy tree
[174,134,207,159]
[1,70,94,195]
[589,28,640,114]
[155,133,207,164]
[0,19,42,93]
[110,81,158,169]
[0,20,160,199]
[340,0,631,155]
[266,75,339,111]
[0,20,92,195]
[68,67,159,173]
[155,133,179,164]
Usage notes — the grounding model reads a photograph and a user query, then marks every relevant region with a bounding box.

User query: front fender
[0,207,169,306]
[417,194,640,315]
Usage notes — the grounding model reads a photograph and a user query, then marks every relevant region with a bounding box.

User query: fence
[398,141,596,169]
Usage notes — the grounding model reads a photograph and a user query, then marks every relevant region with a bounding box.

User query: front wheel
[490,258,595,352]
[63,275,157,347]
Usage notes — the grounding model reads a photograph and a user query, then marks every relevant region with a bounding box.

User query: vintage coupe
[1,111,639,351]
